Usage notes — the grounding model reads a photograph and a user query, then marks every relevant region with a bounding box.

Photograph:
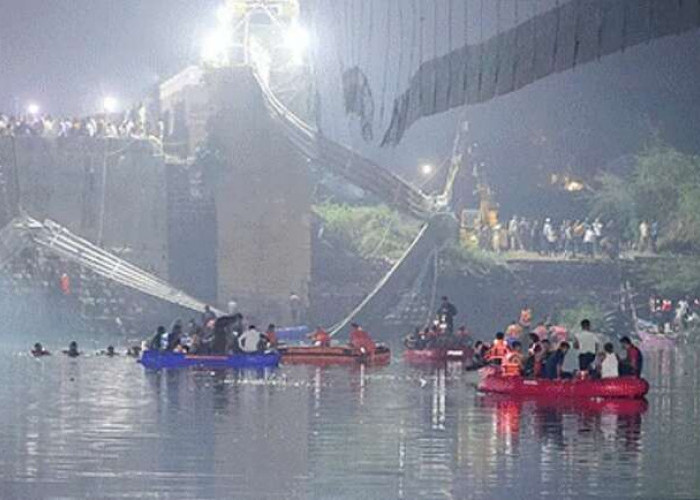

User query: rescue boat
[279,345,391,365]
[477,367,649,399]
[139,350,281,370]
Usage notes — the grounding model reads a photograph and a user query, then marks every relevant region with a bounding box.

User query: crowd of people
[647,295,700,333]
[476,215,659,259]
[143,306,379,356]
[0,106,162,141]
[473,319,643,380]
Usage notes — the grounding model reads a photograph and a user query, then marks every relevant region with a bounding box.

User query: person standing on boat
[573,319,601,372]
[619,337,643,377]
[598,342,619,378]
[437,296,457,335]
[201,305,217,327]
[239,325,263,353]
[543,342,570,379]
[349,323,376,355]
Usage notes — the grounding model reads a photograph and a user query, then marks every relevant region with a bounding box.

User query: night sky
[0,0,218,115]
[1,0,699,216]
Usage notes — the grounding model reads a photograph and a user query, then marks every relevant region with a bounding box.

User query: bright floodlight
[103,96,118,114]
[284,23,310,63]
[201,28,231,65]
[27,103,40,115]
[421,164,434,176]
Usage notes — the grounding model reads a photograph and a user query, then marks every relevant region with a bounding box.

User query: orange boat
[279,345,391,366]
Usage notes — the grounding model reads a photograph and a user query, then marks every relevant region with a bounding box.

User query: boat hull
[478,372,649,399]
[139,350,281,370]
[404,347,473,363]
[279,345,391,366]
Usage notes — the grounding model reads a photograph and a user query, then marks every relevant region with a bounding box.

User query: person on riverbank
[544,342,570,379]
[574,319,601,372]
[349,323,376,355]
[619,337,643,377]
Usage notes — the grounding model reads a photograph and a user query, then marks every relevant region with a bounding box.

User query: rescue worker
[485,332,510,365]
[437,296,457,335]
[502,341,524,377]
[619,336,643,377]
[65,341,80,358]
[309,326,332,347]
[148,326,166,351]
[598,342,619,378]
[264,324,278,348]
[349,323,376,355]
[573,319,601,372]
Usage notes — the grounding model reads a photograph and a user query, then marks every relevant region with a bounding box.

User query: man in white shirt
[600,342,619,378]
[239,325,263,353]
[574,319,601,372]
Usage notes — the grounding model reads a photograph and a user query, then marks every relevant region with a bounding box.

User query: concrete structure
[207,67,311,322]
[0,137,169,278]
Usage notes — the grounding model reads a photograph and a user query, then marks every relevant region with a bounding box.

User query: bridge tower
[201,0,313,322]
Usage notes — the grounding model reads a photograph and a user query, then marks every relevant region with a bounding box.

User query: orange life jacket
[486,339,510,361]
[502,352,522,377]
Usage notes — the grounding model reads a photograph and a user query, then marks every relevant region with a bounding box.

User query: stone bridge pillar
[207,67,311,325]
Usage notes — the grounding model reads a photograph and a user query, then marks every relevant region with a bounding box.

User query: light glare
[103,96,119,113]
[27,103,40,115]
[421,164,434,176]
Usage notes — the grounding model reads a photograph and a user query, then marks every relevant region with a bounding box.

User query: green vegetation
[440,242,509,277]
[589,143,700,252]
[313,203,420,262]
[636,257,700,297]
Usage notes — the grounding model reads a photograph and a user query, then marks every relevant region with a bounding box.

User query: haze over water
[0,341,698,500]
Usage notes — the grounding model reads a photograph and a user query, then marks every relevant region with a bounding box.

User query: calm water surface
[0,342,698,500]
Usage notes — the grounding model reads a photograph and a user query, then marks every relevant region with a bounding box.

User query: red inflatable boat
[279,345,391,366]
[478,370,649,399]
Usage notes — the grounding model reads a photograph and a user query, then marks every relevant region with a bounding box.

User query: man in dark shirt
[619,336,643,377]
[437,296,458,335]
[544,342,571,379]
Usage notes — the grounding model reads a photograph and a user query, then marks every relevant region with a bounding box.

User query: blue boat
[139,350,281,370]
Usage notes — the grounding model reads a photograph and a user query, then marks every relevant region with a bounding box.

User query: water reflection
[0,349,698,499]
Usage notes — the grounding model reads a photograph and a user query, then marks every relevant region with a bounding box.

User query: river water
[0,343,698,500]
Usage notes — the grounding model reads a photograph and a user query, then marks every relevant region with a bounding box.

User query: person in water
[64,341,80,358]
[349,323,377,355]
[619,336,643,377]
[31,343,50,357]
[543,341,570,379]
[309,326,331,347]
[239,325,263,353]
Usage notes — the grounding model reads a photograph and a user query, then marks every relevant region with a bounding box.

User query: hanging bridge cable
[463,0,469,97]
[409,0,418,85]
[425,247,440,327]
[477,0,484,98]
[530,0,538,78]
[431,0,439,111]
[511,0,520,90]
[493,0,502,89]
[378,0,393,126]
[551,0,560,73]
[394,0,406,102]
[329,222,430,336]
[446,0,454,106]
